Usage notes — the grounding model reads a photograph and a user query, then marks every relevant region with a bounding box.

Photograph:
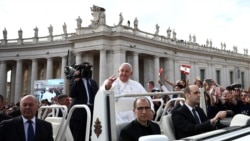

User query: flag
[158,68,163,76]
[180,64,191,75]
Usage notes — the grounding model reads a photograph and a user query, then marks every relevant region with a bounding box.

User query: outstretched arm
[164,76,175,87]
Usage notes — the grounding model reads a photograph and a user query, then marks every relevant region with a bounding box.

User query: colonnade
[1,46,245,105]
[0,48,169,104]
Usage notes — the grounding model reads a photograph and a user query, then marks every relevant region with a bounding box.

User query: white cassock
[102,78,154,124]
[42,91,56,102]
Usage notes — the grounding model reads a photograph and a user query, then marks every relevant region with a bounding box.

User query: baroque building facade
[0,5,249,104]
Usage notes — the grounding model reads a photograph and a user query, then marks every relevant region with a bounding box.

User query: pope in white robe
[101,63,154,123]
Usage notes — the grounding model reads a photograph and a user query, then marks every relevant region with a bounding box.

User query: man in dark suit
[172,85,228,139]
[0,95,53,141]
[70,62,99,141]
[119,97,161,141]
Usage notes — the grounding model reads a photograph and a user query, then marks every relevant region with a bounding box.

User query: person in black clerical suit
[70,62,99,141]
[0,95,53,141]
[119,97,161,141]
[172,85,228,139]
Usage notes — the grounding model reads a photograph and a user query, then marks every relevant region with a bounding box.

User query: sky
[0,0,250,54]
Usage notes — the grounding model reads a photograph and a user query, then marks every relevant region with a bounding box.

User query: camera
[64,62,92,79]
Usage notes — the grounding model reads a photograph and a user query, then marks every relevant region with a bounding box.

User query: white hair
[119,63,133,72]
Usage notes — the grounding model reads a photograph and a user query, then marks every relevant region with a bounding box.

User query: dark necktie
[86,78,94,104]
[27,120,35,141]
[192,108,200,124]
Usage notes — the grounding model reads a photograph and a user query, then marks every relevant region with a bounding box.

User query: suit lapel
[35,118,42,141]
[196,107,208,122]
[17,117,26,141]
[182,105,197,124]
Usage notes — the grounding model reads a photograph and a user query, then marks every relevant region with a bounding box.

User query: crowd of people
[1,62,250,140]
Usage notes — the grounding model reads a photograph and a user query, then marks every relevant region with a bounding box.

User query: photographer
[69,62,99,141]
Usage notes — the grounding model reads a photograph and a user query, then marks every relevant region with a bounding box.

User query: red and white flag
[180,64,191,75]
[158,68,163,76]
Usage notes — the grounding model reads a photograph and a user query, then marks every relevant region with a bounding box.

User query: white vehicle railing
[62,105,91,141]
[38,104,91,141]
[38,105,68,141]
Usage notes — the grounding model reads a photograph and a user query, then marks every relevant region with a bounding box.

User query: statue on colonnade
[154,24,159,36]
[209,39,212,47]
[48,24,53,36]
[221,42,223,49]
[189,34,192,42]
[206,39,209,47]
[99,10,106,24]
[63,22,67,34]
[76,16,82,29]
[192,35,196,43]
[244,48,248,55]
[2,28,7,40]
[233,46,238,53]
[34,26,38,38]
[134,17,138,30]
[172,29,176,41]
[166,27,171,39]
[90,5,106,28]
[18,28,23,39]
[118,12,123,25]
[223,42,226,50]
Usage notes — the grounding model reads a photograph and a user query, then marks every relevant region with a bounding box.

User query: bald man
[0,95,53,141]
[172,85,228,139]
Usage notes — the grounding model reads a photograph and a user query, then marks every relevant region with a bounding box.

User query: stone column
[99,49,106,85]
[154,56,160,83]
[223,65,228,86]
[162,58,171,90]
[46,58,53,80]
[30,59,38,94]
[61,56,68,95]
[10,65,16,103]
[208,63,213,79]
[0,61,7,99]
[82,53,94,65]
[113,49,126,75]
[75,52,82,64]
[166,57,175,84]
[14,60,23,103]
[133,52,139,81]
[190,61,196,81]
[61,56,67,78]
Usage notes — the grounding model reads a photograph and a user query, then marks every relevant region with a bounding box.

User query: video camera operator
[69,62,99,141]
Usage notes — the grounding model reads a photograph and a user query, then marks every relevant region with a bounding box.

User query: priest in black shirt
[119,97,161,141]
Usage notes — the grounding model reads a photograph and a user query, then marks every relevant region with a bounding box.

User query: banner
[180,64,191,75]
[34,79,64,102]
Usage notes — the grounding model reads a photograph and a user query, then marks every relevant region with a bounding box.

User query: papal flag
[180,64,191,75]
